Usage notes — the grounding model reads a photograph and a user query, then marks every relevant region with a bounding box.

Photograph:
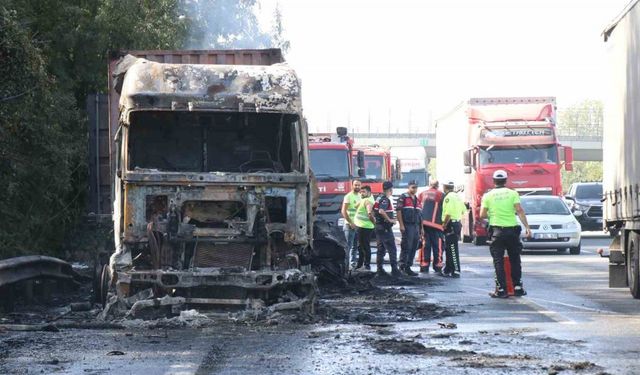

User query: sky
[259,0,631,133]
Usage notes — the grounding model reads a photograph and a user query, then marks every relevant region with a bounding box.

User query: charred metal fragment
[0,256,86,288]
[307,220,348,285]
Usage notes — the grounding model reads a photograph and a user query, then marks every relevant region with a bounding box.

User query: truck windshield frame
[126,111,301,174]
[478,144,558,166]
[352,155,384,180]
[309,149,351,180]
[397,171,428,188]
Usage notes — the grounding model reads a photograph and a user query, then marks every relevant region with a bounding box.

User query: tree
[561,162,602,194]
[557,99,603,192]
[271,2,290,54]
[0,6,81,257]
[557,99,603,137]
[428,158,437,180]
[180,0,271,49]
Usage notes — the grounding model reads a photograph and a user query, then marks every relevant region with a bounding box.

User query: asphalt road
[426,234,640,371]
[3,234,640,374]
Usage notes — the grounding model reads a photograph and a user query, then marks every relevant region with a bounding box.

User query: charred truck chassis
[97,54,336,316]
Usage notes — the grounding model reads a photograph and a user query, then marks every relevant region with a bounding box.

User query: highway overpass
[351,133,602,161]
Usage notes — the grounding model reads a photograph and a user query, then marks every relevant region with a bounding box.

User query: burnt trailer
[95,50,340,315]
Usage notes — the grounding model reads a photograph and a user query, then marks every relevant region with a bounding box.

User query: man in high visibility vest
[480,170,532,298]
[354,185,375,270]
[441,181,467,278]
[341,179,362,270]
[374,181,402,277]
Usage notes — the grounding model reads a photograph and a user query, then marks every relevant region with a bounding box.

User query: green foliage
[557,99,603,137]
[557,100,603,192]
[561,161,602,194]
[182,0,272,49]
[271,3,290,54]
[0,7,82,257]
[428,158,437,180]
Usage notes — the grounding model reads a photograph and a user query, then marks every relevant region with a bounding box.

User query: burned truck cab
[102,55,315,312]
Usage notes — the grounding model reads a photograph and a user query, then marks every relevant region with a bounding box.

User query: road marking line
[465,286,576,324]
[524,297,615,314]
[517,298,577,324]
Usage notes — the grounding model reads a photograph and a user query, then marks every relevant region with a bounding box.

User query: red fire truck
[352,146,394,195]
[309,127,363,226]
[436,97,574,245]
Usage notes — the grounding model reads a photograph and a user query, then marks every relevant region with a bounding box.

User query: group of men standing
[339,169,531,298]
[340,178,466,278]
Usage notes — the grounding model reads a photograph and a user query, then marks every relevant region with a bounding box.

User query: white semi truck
[602,0,640,298]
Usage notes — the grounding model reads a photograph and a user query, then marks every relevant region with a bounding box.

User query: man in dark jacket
[374,181,402,277]
[397,180,422,276]
[417,180,445,274]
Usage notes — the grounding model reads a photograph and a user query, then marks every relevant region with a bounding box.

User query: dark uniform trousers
[375,224,398,268]
[443,221,462,274]
[489,226,523,291]
[399,223,420,269]
[423,226,444,271]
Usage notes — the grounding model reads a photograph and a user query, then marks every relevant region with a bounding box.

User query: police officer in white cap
[480,170,532,298]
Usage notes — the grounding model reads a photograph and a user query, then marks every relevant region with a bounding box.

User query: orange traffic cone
[504,255,515,296]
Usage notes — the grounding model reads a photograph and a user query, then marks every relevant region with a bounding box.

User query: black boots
[404,266,418,277]
[376,267,389,276]
[490,289,509,298]
[514,285,527,296]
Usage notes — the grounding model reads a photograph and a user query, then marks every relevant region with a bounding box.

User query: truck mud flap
[608,236,627,288]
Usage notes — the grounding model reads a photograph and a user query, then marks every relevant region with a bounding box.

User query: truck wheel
[569,243,581,255]
[472,236,486,246]
[628,232,640,299]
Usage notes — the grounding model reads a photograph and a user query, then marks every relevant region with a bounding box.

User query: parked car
[564,182,603,231]
[518,196,582,254]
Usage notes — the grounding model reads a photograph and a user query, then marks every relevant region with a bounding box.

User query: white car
[518,196,582,254]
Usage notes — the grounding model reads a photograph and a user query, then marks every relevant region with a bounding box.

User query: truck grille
[193,243,254,269]
[586,206,603,218]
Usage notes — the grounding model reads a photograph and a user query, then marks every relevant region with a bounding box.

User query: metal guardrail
[0,256,85,288]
